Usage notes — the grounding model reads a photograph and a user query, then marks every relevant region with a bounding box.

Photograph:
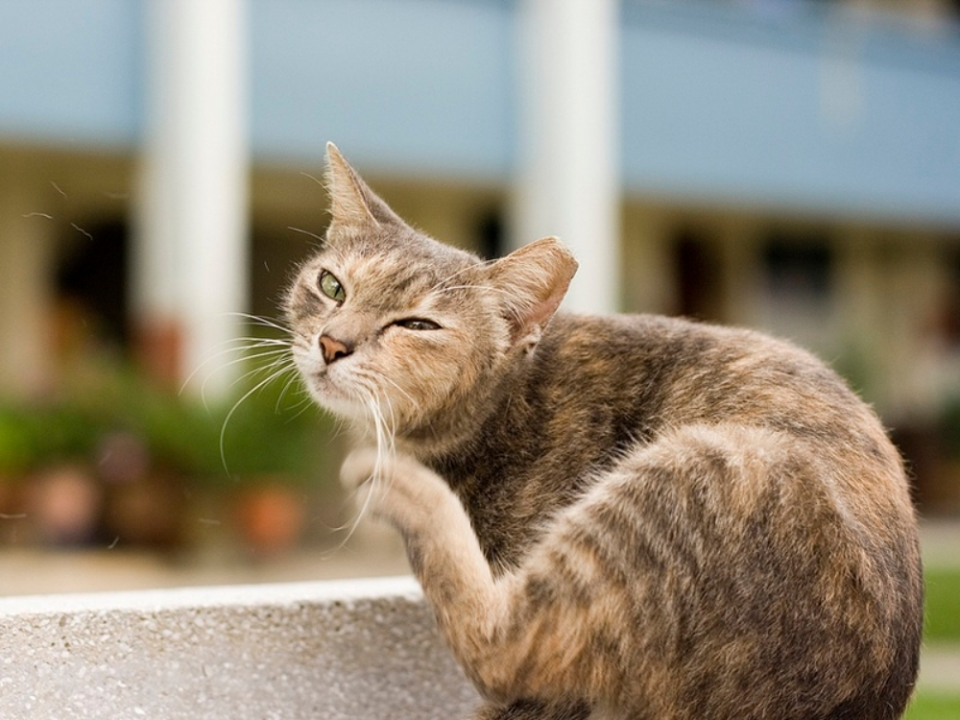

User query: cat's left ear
[487,237,578,351]
[325,142,404,228]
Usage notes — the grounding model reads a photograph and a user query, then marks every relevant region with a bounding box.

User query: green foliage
[0,365,334,488]
[905,693,960,720]
[831,342,878,405]
[0,407,43,474]
[190,377,333,485]
[924,568,960,642]
[0,403,100,475]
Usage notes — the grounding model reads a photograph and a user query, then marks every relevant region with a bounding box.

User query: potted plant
[0,400,103,545]
[210,376,334,557]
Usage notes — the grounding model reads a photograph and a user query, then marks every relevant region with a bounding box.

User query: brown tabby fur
[286,144,923,720]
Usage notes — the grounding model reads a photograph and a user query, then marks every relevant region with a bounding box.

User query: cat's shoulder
[546,311,786,353]
[542,311,834,382]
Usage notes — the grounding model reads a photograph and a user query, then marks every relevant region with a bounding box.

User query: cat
[286,143,923,720]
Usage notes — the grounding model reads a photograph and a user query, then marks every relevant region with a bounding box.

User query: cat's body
[288,144,923,720]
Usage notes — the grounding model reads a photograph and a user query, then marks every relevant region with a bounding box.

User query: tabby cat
[286,144,923,720]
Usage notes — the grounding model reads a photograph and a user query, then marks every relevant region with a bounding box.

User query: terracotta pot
[27,465,102,546]
[233,482,306,557]
[101,473,186,550]
[0,477,28,544]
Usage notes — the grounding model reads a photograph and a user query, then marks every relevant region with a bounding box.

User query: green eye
[318,270,346,303]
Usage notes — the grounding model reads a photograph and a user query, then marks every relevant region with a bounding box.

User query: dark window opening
[762,235,833,301]
[476,211,504,260]
[55,219,129,349]
[674,230,724,322]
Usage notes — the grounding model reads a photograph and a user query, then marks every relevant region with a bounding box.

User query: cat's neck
[394,349,536,462]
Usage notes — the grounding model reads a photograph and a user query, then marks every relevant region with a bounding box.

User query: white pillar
[514,0,621,314]
[134,0,249,399]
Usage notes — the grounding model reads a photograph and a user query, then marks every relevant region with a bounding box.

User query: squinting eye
[394,318,441,331]
[318,270,346,303]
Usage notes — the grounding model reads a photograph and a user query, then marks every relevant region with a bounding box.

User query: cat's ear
[487,237,578,350]
[325,142,404,228]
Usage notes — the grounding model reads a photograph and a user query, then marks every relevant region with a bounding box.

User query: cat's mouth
[293,353,367,419]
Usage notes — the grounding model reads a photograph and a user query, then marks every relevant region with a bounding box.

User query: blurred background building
[1,0,959,568]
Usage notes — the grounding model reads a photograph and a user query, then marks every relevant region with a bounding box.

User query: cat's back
[542,311,855,414]
[537,312,901,472]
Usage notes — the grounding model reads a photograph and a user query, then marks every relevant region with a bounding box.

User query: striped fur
[288,145,923,720]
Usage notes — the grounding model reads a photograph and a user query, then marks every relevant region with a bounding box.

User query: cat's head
[286,143,577,448]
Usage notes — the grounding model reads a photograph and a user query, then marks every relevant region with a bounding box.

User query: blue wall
[0,0,143,148]
[250,0,516,177]
[0,0,958,225]
[620,0,960,224]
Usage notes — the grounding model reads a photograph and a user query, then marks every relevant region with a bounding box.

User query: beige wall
[620,198,960,423]
[0,147,132,397]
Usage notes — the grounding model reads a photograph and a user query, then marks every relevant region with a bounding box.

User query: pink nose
[318,334,353,364]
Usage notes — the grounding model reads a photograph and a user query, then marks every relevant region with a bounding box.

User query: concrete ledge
[0,576,479,720]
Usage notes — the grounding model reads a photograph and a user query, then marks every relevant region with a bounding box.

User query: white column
[133,0,249,399]
[514,0,621,314]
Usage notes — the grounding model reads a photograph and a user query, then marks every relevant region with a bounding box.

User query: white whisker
[225,310,294,334]
[287,226,326,245]
[428,256,498,294]
[199,348,293,406]
[282,394,318,424]
[180,336,292,399]
[274,368,307,414]
[299,171,325,188]
[326,386,390,550]
[435,283,510,298]
[219,364,294,475]
[379,375,417,410]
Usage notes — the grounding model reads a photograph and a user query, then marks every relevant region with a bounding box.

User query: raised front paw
[339,448,450,531]
[339,446,381,493]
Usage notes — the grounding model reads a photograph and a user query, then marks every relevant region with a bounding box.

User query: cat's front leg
[340,449,515,698]
[340,450,601,709]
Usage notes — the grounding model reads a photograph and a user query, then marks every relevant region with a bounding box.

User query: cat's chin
[304,378,364,420]
[308,380,420,443]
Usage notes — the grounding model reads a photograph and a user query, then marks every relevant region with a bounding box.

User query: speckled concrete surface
[0,576,479,719]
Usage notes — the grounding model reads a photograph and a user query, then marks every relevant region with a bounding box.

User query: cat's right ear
[325,142,404,228]
[487,237,578,351]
